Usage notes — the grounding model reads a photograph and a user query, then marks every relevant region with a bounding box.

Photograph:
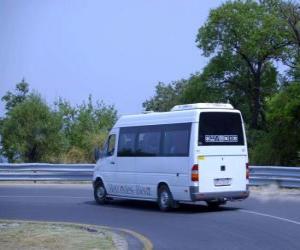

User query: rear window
[199,112,244,146]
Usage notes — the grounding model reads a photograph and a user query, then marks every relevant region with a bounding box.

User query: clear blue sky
[0,0,223,116]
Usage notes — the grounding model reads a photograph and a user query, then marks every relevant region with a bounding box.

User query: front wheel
[94,182,108,204]
[158,185,175,212]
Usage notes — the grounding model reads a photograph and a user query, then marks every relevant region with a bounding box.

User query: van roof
[114,103,239,128]
[114,110,197,128]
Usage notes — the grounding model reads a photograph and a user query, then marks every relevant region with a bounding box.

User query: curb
[0,219,153,250]
[115,228,153,250]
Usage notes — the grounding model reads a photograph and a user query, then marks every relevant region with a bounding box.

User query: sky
[0,0,223,116]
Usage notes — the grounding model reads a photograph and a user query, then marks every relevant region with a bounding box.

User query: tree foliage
[192,53,278,126]
[0,85,117,163]
[251,83,300,165]
[1,79,29,114]
[55,96,117,162]
[1,94,64,162]
[263,0,300,68]
[143,80,187,112]
[196,0,289,129]
[181,73,225,103]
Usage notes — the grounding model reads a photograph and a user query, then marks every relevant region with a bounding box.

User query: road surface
[0,184,299,250]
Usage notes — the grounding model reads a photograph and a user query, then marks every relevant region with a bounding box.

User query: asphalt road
[0,184,300,250]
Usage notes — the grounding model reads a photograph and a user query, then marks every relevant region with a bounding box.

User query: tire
[94,182,108,205]
[158,185,175,212]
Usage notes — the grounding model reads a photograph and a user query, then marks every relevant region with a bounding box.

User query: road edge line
[240,209,300,226]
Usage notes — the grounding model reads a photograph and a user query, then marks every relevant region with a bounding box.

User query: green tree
[263,0,300,69]
[1,78,29,114]
[55,96,117,162]
[187,53,277,126]
[143,80,187,112]
[181,73,225,103]
[251,82,300,165]
[1,94,65,162]
[196,0,289,129]
[1,81,118,163]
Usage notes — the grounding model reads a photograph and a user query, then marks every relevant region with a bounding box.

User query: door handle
[110,161,115,165]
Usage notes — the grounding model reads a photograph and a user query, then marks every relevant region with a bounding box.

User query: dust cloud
[249,184,300,202]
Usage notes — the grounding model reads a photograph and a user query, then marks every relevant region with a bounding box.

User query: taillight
[191,164,199,182]
[246,162,250,179]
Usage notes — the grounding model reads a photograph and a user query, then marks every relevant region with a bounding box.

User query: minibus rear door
[197,111,248,193]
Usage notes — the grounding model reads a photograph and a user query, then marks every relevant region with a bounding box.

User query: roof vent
[171,103,234,111]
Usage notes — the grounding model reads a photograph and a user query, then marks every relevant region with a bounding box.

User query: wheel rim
[96,186,105,199]
[160,190,169,208]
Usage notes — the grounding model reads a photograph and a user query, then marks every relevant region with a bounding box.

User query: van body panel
[197,154,248,193]
[134,157,191,200]
[107,157,137,197]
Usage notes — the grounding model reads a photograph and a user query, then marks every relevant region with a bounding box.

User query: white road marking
[0,195,90,199]
[240,209,300,226]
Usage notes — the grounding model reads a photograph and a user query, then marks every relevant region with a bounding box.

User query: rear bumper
[189,186,249,202]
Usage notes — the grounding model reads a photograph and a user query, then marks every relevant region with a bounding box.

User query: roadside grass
[0,221,121,250]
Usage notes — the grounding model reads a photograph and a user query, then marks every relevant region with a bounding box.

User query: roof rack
[171,103,234,111]
[142,110,155,114]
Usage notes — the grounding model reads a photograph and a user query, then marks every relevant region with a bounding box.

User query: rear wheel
[94,182,108,204]
[158,185,174,212]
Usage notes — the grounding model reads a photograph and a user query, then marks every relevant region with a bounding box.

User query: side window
[116,123,191,157]
[107,135,116,156]
[105,134,116,157]
[136,129,161,156]
[162,123,191,156]
[117,129,136,156]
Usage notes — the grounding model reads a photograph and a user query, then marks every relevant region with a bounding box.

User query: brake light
[191,164,199,182]
[246,163,250,179]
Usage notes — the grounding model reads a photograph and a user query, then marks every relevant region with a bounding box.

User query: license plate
[214,178,231,186]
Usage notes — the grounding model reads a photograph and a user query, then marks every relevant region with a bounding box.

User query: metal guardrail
[249,166,300,188]
[0,163,94,181]
[0,164,299,188]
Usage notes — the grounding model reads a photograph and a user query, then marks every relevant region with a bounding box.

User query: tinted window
[117,123,191,157]
[102,134,116,158]
[107,134,116,156]
[136,127,161,156]
[199,112,244,146]
[162,124,191,156]
[117,128,136,156]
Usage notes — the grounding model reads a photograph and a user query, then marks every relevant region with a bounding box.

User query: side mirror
[94,147,101,162]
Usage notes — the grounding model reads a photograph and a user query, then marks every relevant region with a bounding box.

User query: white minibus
[93,103,249,211]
